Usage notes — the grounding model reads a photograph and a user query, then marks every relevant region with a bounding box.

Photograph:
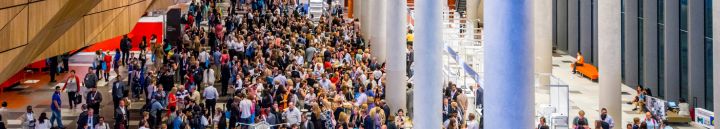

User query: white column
[533,0,553,86]
[386,0,408,113]
[360,0,371,39]
[483,0,534,128]
[713,0,719,128]
[353,0,361,20]
[370,0,387,62]
[412,0,443,128]
[598,0,622,128]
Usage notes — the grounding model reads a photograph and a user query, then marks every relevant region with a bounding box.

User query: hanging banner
[694,108,715,128]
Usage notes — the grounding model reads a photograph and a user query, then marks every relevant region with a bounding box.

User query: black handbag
[75,94,83,104]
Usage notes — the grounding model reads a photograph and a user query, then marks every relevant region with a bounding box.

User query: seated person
[572,51,584,74]
[572,110,590,129]
[632,85,646,112]
[678,98,690,116]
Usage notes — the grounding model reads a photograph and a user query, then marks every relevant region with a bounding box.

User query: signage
[694,108,714,128]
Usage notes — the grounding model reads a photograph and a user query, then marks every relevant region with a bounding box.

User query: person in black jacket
[221,63,231,96]
[115,100,129,129]
[77,109,99,129]
[121,34,131,65]
[0,114,6,129]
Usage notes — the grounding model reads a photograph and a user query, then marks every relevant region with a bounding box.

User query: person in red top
[62,70,81,109]
[103,51,112,81]
[167,87,177,116]
[221,50,230,64]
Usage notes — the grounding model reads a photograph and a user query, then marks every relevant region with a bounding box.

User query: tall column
[663,0,680,101]
[598,0,622,128]
[386,0,408,113]
[370,0,387,62]
[534,0,553,86]
[567,0,580,56]
[484,0,534,128]
[412,0,443,127]
[353,0,361,19]
[643,0,658,95]
[360,0,371,39]
[623,0,639,87]
[687,0,705,107]
[713,0,719,127]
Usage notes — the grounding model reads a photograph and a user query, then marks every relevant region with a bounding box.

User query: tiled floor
[537,53,703,129]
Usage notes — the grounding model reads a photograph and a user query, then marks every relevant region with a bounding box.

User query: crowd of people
[18,0,425,129]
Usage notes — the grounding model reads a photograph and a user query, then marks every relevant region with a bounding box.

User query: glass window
[622,0,626,82]
[658,0,665,98]
[679,0,688,100]
[704,0,713,111]
[638,1,644,86]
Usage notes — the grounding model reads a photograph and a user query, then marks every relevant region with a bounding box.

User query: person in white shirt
[239,95,254,124]
[283,102,302,126]
[35,113,50,129]
[203,84,219,116]
[203,68,216,86]
[599,108,615,129]
[355,88,368,106]
[467,113,479,129]
[199,49,210,68]
[94,117,111,129]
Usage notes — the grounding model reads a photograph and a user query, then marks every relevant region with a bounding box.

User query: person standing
[63,70,81,109]
[220,62,231,96]
[535,117,549,129]
[103,51,112,81]
[112,76,125,109]
[78,109,99,129]
[599,108,615,129]
[203,84,219,116]
[643,112,658,129]
[84,67,99,89]
[20,106,36,129]
[36,113,50,129]
[121,35,131,65]
[86,88,102,115]
[94,117,110,129]
[50,86,64,128]
[115,100,129,129]
[49,56,59,82]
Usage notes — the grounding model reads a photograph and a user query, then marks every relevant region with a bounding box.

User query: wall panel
[28,0,69,40]
[0,6,25,29]
[0,0,28,9]
[0,7,27,52]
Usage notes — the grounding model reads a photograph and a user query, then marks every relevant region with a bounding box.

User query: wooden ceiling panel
[0,7,27,52]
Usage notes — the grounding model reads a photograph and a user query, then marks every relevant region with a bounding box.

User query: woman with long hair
[35,113,50,129]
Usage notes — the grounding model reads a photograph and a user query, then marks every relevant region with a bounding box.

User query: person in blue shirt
[51,86,64,128]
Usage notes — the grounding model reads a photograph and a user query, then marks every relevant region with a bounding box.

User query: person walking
[63,70,81,109]
[203,84,219,116]
[115,100,129,129]
[86,88,102,115]
[112,76,126,109]
[50,86,64,128]
[84,67,99,89]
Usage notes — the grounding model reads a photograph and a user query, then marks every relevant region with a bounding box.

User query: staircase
[456,0,467,13]
[308,0,325,22]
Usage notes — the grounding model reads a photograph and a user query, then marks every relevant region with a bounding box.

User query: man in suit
[77,109,99,129]
[115,100,129,129]
[299,113,314,129]
[112,76,125,109]
[86,88,103,115]
[120,35,131,65]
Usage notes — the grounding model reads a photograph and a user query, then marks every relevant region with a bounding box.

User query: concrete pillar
[663,0,680,101]
[643,0,658,96]
[623,0,639,87]
[353,0,361,20]
[567,0,580,56]
[580,0,593,64]
[386,0,408,113]
[483,0,534,128]
[714,0,719,127]
[370,0,387,62]
[360,0,371,39]
[466,0,481,26]
[412,0,443,127]
[534,0,553,86]
[598,0,622,128]
[687,0,705,107]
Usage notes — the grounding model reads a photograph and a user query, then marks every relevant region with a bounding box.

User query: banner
[695,108,714,128]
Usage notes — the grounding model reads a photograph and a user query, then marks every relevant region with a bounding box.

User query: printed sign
[694,108,714,128]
